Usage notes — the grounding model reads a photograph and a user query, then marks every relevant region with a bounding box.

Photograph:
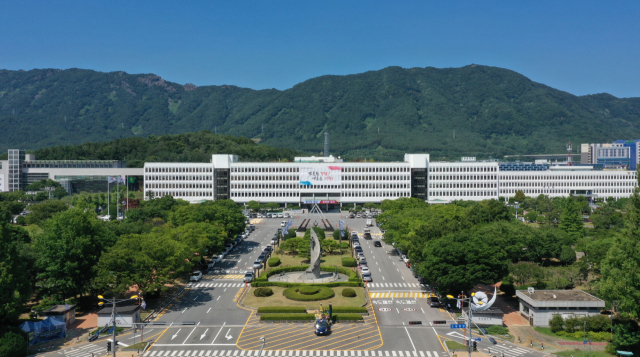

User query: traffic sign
[474,338,481,341]
[451,324,467,329]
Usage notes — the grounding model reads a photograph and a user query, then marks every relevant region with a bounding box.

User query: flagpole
[126,175,129,216]
[107,179,110,220]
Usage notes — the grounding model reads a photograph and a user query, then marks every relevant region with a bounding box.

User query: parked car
[355,247,363,254]
[243,271,254,283]
[356,214,361,218]
[362,272,372,282]
[359,260,367,267]
[253,261,263,269]
[374,241,382,247]
[278,213,284,218]
[402,255,409,263]
[264,246,272,253]
[190,271,203,282]
[353,242,360,247]
[357,254,366,261]
[284,213,290,218]
[315,319,331,336]
[428,297,441,307]
[361,266,370,273]
[349,213,355,218]
[364,233,372,240]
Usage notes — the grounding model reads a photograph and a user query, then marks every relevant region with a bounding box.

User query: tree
[513,190,526,203]
[549,314,564,333]
[25,199,69,225]
[509,261,545,286]
[321,239,340,254]
[247,200,260,210]
[0,223,31,325]
[559,246,576,265]
[34,208,116,298]
[525,211,538,223]
[173,222,227,256]
[51,186,68,199]
[280,237,304,255]
[95,231,192,294]
[0,328,27,357]
[559,196,584,238]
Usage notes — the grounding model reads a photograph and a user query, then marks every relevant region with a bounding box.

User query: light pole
[97,294,138,357]
[257,337,266,357]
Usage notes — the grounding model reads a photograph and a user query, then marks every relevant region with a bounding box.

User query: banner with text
[299,166,342,186]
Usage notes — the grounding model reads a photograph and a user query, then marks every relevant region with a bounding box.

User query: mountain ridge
[1,65,639,160]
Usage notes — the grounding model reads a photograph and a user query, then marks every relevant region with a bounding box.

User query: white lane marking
[171,328,182,340]
[194,295,199,300]
[182,324,198,344]
[421,308,425,313]
[200,328,209,340]
[182,308,188,313]
[402,277,405,280]
[396,308,400,314]
[211,322,226,344]
[224,288,227,292]
[207,307,211,313]
[382,276,385,280]
[217,296,221,300]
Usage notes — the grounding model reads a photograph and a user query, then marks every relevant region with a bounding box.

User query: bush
[342,257,357,267]
[485,325,509,335]
[252,281,363,288]
[253,287,274,297]
[0,329,26,357]
[257,306,306,314]
[298,286,320,295]
[342,288,357,297]
[283,286,335,301]
[330,306,367,313]
[258,265,358,282]
[260,314,315,321]
[549,314,564,333]
[331,314,364,322]
[268,257,281,267]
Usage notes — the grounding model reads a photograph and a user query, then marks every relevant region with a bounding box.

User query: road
[38,211,549,357]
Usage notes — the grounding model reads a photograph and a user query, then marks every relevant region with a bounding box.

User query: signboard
[474,338,482,341]
[303,200,338,204]
[450,324,467,329]
[304,200,320,204]
[299,166,342,186]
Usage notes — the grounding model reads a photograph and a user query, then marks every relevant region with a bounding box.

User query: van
[366,219,372,227]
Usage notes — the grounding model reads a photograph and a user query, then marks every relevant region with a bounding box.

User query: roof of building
[461,307,504,314]
[516,289,603,302]
[96,305,141,315]
[43,304,76,314]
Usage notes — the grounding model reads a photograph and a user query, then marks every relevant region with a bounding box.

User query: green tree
[173,222,227,256]
[0,223,31,325]
[94,231,192,294]
[280,237,304,255]
[513,190,526,203]
[321,239,340,254]
[559,246,576,265]
[549,314,564,333]
[34,209,116,298]
[509,261,545,286]
[0,329,27,357]
[525,211,538,223]
[247,200,260,210]
[559,196,584,238]
[51,186,68,199]
[25,199,69,226]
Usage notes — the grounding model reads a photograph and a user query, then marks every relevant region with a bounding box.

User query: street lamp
[97,294,139,357]
[257,337,266,357]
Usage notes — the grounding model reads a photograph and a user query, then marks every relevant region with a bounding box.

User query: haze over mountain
[1,65,639,160]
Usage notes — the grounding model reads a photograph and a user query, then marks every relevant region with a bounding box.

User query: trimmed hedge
[342,257,357,267]
[330,306,367,314]
[298,286,320,295]
[253,287,274,297]
[268,257,281,267]
[331,314,364,322]
[342,288,357,297]
[257,306,307,314]
[283,286,335,301]
[260,313,315,321]
[252,281,363,288]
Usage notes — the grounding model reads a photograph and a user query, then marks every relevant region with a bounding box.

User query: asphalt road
[38,210,550,357]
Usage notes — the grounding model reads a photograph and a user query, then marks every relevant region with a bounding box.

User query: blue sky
[1,1,639,97]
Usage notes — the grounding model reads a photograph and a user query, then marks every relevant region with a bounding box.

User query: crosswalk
[367,283,426,288]
[202,275,244,280]
[193,282,245,287]
[369,292,435,298]
[60,342,105,357]
[482,344,533,357]
[145,350,444,357]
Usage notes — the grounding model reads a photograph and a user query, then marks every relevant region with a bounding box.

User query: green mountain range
[1,65,639,160]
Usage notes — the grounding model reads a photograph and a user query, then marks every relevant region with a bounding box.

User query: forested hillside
[2,66,640,160]
[30,131,302,167]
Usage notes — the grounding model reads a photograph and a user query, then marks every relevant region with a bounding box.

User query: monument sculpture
[302,228,322,280]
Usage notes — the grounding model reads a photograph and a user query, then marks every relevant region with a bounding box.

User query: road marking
[183,325,198,344]
[211,322,226,344]
[194,295,199,300]
[382,276,385,280]
[217,296,221,300]
[182,308,188,313]
[171,329,182,340]
[421,308,425,313]
[402,277,405,280]
[200,328,209,340]
[224,288,227,292]
[207,308,211,313]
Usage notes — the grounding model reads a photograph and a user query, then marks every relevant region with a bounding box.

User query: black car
[364,233,372,240]
[264,246,272,253]
[355,247,363,253]
[315,319,331,336]
[257,253,266,262]
[428,297,441,307]
[373,241,382,247]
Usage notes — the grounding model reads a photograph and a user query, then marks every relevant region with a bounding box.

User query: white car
[402,255,409,263]
[361,266,370,273]
[362,272,372,282]
[281,221,286,227]
[190,271,203,282]
[353,242,360,247]
[284,213,290,218]
[278,213,284,218]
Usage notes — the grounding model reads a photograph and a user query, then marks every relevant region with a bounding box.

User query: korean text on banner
[299,166,342,186]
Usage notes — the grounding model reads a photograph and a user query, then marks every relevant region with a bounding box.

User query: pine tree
[559,196,584,238]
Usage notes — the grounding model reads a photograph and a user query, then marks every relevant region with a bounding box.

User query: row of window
[146,175,212,181]
[231,166,410,173]
[430,191,497,197]
[154,191,212,197]
[429,175,497,181]
[500,174,636,180]
[228,191,411,198]
[500,188,632,195]
[430,166,497,172]
[146,183,212,189]
[146,167,211,173]
[501,181,635,187]
[430,183,497,189]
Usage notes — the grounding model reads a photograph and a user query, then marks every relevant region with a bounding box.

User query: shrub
[283,286,335,301]
[330,306,367,313]
[253,287,274,297]
[342,288,357,297]
[0,329,26,357]
[342,257,357,267]
[485,325,509,335]
[268,257,281,267]
[257,306,306,314]
[298,286,320,295]
[549,314,564,333]
[260,314,315,321]
[331,314,363,322]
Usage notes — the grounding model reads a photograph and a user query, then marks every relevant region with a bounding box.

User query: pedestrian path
[145,350,444,357]
[59,342,105,357]
[482,343,534,357]
[369,292,434,298]
[202,274,244,280]
[193,282,245,287]
[367,283,426,288]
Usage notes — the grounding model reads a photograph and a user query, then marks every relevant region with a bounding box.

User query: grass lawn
[123,342,149,351]
[268,253,355,272]
[554,350,613,357]
[445,341,466,351]
[243,286,365,309]
[534,327,586,342]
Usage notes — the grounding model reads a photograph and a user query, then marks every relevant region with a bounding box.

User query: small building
[96,305,141,328]
[42,304,76,325]
[461,307,504,326]
[516,288,605,327]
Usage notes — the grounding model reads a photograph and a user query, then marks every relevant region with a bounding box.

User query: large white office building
[142,154,637,207]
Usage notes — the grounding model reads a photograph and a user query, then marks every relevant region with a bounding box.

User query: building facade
[516,289,605,327]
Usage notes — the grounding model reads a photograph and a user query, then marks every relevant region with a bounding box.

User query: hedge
[330,307,367,314]
[283,286,335,301]
[253,287,274,297]
[331,314,364,322]
[342,257,356,267]
[342,288,357,297]
[257,306,307,314]
[268,257,281,267]
[252,281,363,288]
[256,265,359,282]
[260,314,316,321]
[485,325,509,335]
